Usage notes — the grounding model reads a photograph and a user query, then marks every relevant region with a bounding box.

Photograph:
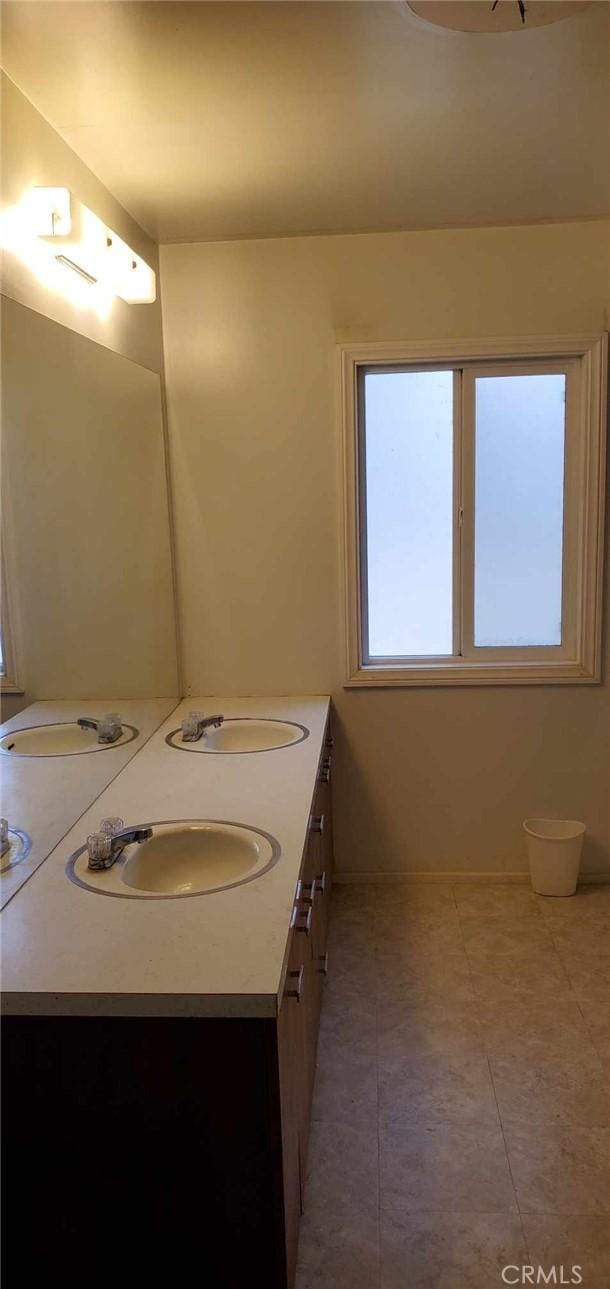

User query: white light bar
[3,187,156,306]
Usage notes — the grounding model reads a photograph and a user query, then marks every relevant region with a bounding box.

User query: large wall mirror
[1,296,179,708]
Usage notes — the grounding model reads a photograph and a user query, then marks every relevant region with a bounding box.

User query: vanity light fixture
[0,186,156,306]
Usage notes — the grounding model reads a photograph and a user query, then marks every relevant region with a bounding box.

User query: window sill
[0,679,24,695]
[345,659,600,687]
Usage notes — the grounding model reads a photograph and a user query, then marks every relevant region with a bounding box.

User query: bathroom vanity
[2,696,333,1288]
[0,697,179,907]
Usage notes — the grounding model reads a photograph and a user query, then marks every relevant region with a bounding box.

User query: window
[341,336,607,686]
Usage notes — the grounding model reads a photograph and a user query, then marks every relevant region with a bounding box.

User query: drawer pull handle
[286,966,305,1001]
[311,814,325,835]
[299,880,316,906]
[291,905,313,935]
[304,871,326,898]
[317,952,329,976]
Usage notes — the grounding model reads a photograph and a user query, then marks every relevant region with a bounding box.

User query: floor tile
[379,1121,517,1215]
[379,1050,499,1130]
[576,994,610,1062]
[478,996,600,1064]
[548,924,610,958]
[304,1121,380,1224]
[328,920,375,959]
[462,916,554,960]
[455,883,542,923]
[377,948,476,1005]
[375,883,456,913]
[536,885,610,922]
[327,941,377,994]
[304,881,610,1287]
[377,995,485,1061]
[380,1210,527,1289]
[376,909,464,955]
[331,884,378,914]
[521,1214,610,1289]
[490,1052,608,1128]
[296,1207,379,1289]
[312,1031,378,1126]
[468,951,570,1001]
[558,953,610,1001]
[503,1119,610,1214]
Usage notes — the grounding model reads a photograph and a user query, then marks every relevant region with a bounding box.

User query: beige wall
[161,220,610,877]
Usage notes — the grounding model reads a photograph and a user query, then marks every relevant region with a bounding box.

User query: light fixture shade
[24,187,72,237]
[407,1,591,33]
[104,231,156,303]
[116,254,156,305]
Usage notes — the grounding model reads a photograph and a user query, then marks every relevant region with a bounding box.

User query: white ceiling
[2,0,609,244]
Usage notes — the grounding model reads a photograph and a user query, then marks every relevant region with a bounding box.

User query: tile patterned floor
[296,881,610,1289]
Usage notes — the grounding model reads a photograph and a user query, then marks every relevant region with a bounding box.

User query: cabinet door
[278,931,309,1286]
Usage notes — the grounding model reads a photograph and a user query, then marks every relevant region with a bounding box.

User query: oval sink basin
[67,820,280,899]
[0,722,137,757]
[166,718,309,754]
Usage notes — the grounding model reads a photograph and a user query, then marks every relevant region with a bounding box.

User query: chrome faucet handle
[0,818,9,859]
[181,711,206,742]
[86,831,114,869]
[99,817,125,836]
[98,714,122,744]
[87,817,125,869]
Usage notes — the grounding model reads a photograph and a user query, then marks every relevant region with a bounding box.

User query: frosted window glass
[363,370,453,657]
[474,374,565,647]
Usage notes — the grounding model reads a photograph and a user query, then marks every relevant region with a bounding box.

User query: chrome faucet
[78,714,123,744]
[181,711,224,742]
[86,817,152,870]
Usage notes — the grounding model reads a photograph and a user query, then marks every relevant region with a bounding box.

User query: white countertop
[0,698,178,909]
[1,696,330,1018]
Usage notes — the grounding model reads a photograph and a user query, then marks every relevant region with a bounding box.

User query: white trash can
[523,818,585,897]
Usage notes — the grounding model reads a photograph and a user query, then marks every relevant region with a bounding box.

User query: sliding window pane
[474,373,565,648]
[363,370,454,657]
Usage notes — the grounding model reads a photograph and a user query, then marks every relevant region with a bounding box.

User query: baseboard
[333,870,610,885]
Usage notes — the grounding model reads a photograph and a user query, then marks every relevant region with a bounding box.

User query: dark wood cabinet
[2,723,334,1289]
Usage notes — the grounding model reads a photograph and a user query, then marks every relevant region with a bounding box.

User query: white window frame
[340,334,607,687]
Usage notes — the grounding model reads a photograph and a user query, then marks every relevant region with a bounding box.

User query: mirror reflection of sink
[0,722,137,757]
[67,820,280,899]
[166,718,309,754]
